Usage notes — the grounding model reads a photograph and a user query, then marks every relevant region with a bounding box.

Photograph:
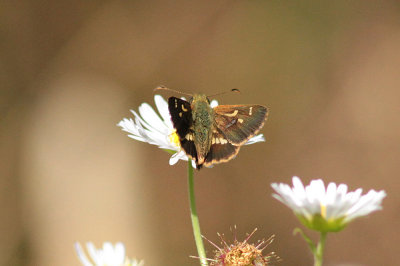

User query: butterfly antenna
[208,88,240,98]
[154,85,192,97]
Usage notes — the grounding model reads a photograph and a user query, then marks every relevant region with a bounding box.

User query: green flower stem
[187,159,207,265]
[314,232,327,266]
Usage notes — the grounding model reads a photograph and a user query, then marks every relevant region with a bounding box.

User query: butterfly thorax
[190,94,214,165]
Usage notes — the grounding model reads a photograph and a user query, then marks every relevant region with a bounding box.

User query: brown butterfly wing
[168,97,200,166]
[168,97,192,139]
[213,105,268,145]
[203,129,240,168]
[179,130,199,164]
[185,129,240,169]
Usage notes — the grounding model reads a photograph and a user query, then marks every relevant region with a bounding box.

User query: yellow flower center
[168,130,181,148]
[320,203,327,219]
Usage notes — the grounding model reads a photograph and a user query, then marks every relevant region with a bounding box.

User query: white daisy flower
[117,95,265,167]
[271,176,386,232]
[74,242,144,266]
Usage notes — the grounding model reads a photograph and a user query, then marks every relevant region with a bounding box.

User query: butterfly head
[189,93,211,105]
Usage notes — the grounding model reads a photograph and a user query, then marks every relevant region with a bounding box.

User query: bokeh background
[1,1,400,265]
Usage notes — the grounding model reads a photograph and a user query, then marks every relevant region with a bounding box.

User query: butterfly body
[168,93,268,169]
[190,94,214,165]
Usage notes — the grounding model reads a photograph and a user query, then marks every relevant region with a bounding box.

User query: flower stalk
[187,159,207,265]
[314,232,327,266]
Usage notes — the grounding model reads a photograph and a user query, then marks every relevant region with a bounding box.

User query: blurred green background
[1,1,400,265]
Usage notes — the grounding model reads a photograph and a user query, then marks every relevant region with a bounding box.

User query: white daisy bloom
[271,176,386,232]
[118,95,265,167]
[74,242,144,266]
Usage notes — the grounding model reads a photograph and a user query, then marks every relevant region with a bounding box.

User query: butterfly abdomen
[191,95,214,165]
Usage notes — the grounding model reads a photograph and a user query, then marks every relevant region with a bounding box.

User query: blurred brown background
[1,1,400,265]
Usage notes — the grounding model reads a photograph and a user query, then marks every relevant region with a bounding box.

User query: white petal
[154,95,173,128]
[112,242,126,265]
[244,134,265,145]
[102,242,115,265]
[271,180,308,216]
[169,151,188,165]
[138,103,169,134]
[118,118,140,136]
[119,113,177,151]
[292,177,306,200]
[74,243,93,266]
[86,242,102,265]
[326,182,337,205]
[345,190,386,222]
